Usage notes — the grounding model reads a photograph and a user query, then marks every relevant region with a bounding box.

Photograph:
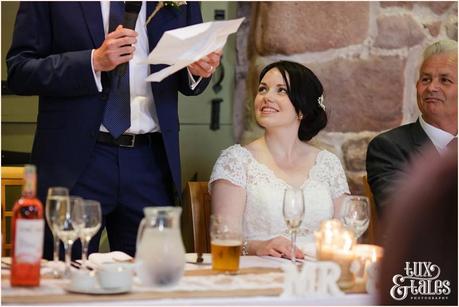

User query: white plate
[64,283,131,295]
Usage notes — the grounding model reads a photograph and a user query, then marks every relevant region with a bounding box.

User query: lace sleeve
[209,145,247,192]
[321,151,350,199]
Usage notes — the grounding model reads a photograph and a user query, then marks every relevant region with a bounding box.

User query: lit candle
[316,220,356,290]
[351,244,383,292]
[333,229,356,289]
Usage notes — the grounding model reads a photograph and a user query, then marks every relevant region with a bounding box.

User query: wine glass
[54,196,83,277]
[282,188,305,264]
[73,199,101,269]
[46,187,69,277]
[340,195,370,240]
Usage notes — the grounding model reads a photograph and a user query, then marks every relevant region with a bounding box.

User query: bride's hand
[252,236,304,259]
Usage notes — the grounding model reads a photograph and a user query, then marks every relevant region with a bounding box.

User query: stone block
[420,2,455,15]
[236,2,253,73]
[346,171,366,195]
[375,15,425,49]
[380,1,453,14]
[380,2,414,10]
[255,2,369,55]
[342,136,374,171]
[445,14,458,41]
[307,56,405,132]
[424,21,441,37]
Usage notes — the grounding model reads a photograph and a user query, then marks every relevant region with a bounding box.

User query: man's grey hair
[423,39,458,61]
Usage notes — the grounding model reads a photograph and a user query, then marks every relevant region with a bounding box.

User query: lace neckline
[235,144,326,190]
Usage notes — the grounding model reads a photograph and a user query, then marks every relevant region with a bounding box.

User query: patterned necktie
[102,1,131,138]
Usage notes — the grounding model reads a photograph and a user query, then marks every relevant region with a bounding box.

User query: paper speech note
[146,17,245,82]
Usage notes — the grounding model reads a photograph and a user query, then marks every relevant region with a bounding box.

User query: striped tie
[102,1,131,138]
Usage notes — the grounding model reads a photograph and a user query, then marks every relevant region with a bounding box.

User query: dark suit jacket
[366,119,434,213]
[6,2,209,202]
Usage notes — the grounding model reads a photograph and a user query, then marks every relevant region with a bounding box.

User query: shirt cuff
[91,49,103,92]
[187,67,203,91]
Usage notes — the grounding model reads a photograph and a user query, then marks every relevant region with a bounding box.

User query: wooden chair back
[181,181,212,253]
[362,175,378,244]
[1,166,24,256]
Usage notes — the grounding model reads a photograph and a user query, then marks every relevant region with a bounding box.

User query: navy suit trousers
[43,135,174,259]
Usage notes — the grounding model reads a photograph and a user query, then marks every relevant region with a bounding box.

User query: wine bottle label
[14,220,44,263]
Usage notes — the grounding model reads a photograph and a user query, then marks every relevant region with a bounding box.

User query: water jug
[135,206,185,286]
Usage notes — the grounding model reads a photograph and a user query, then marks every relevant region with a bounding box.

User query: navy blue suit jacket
[7,2,209,202]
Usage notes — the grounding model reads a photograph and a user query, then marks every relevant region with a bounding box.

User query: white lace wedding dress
[209,144,350,242]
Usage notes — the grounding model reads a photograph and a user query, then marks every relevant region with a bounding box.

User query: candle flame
[371,248,377,262]
[343,231,353,251]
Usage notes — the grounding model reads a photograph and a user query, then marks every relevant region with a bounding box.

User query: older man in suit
[7,1,221,258]
[366,39,457,214]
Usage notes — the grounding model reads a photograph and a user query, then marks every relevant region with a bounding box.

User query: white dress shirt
[419,115,456,153]
[92,1,201,135]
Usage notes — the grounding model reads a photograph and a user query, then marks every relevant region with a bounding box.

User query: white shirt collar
[419,116,456,152]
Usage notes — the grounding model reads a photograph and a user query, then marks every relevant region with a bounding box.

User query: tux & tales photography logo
[390,261,451,301]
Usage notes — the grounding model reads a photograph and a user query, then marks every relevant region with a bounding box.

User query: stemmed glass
[73,199,102,269]
[45,187,69,277]
[282,188,305,264]
[340,195,370,240]
[54,196,83,277]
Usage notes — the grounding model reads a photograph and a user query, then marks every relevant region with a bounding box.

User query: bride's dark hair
[258,61,327,141]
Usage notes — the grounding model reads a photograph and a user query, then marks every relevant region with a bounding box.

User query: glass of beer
[210,215,242,274]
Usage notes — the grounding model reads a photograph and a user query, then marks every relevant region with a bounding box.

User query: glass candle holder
[315,219,356,290]
[351,244,384,292]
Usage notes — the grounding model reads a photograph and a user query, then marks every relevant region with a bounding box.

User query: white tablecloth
[2,255,376,305]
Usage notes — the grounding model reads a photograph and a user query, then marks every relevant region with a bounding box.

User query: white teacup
[96,262,134,289]
[70,269,97,290]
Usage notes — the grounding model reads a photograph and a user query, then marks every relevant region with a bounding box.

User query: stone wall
[233,1,458,193]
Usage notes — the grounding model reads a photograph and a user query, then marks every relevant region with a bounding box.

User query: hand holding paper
[188,49,223,78]
[146,17,244,82]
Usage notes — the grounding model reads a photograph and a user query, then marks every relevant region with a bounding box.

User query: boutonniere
[146,1,187,26]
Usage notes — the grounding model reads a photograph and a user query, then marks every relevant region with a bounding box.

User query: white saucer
[64,283,131,295]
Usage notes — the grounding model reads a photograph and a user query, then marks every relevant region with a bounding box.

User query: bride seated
[209,61,350,259]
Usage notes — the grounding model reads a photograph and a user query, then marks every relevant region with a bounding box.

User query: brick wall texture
[233,1,458,193]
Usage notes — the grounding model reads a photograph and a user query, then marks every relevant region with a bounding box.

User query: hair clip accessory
[318,94,325,110]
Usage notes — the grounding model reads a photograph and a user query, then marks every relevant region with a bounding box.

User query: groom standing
[7,1,221,258]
